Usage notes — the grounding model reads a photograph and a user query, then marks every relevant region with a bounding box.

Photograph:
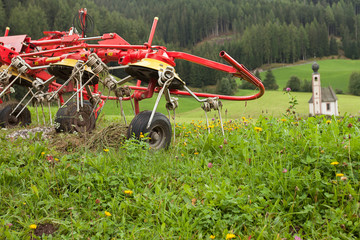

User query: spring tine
[43,76,55,85]
[10,88,32,115]
[15,88,35,118]
[147,79,171,129]
[48,102,52,124]
[173,109,176,145]
[129,95,136,116]
[92,88,111,120]
[218,108,224,136]
[61,74,97,108]
[41,103,46,125]
[90,98,101,119]
[167,108,171,120]
[48,62,87,101]
[35,103,39,124]
[118,97,127,125]
[204,110,210,134]
[76,79,80,112]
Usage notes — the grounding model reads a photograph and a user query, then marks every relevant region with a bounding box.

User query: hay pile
[47,123,128,152]
[4,123,128,152]
[87,123,128,150]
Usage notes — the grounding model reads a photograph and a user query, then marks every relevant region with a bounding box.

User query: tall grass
[1,98,359,239]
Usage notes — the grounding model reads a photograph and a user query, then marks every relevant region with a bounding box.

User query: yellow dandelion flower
[254,127,262,132]
[226,233,236,239]
[330,161,339,165]
[54,158,59,161]
[194,152,199,155]
[281,119,287,122]
[124,190,133,195]
[105,211,111,217]
[183,142,187,146]
[41,152,45,156]
[181,153,184,157]
[103,148,109,152]
[23,202,26,205]
[326,120,331,124]
[139,132,145,138]
[29,224,37,230]
[336,173,344,177]
[210,235,216,239]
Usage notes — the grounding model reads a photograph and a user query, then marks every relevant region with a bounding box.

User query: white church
[308,62,339,116]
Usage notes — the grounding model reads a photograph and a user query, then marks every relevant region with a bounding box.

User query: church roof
[308,86,337,103]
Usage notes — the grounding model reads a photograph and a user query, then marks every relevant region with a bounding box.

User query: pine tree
[263,70,278,90]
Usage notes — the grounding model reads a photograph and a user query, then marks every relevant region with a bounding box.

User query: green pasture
[260,59,360,92]
[26,89,360,125]
[1,114,359,239]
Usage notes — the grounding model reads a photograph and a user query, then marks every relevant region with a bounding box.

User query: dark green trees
[286,76,302,92]
[263,70,279,90]
[349,72,360,96]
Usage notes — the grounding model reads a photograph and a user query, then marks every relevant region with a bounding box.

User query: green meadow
[1,59,360,239]
[260,59,360,93]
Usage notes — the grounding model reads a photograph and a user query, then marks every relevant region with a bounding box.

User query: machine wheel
[127,110,172,150]
[55,101,96,133]
[0,102,31,128]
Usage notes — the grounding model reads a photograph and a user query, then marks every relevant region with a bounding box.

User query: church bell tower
[312,62,321,115]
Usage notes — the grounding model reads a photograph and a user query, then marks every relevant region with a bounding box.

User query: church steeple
[312,62,321,115]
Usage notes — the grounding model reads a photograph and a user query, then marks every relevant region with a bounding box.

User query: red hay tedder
[0,9,264,149]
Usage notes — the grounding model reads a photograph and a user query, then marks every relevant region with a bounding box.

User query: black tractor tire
[55,101,96,133]
[0,102,31,128]
[127,110,172,150]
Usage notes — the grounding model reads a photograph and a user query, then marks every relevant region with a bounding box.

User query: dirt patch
[33,223,57,238]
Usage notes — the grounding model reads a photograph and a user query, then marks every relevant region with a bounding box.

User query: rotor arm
[167,50,265,100]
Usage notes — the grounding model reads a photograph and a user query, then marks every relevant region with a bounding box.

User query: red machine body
[0,14,264,115]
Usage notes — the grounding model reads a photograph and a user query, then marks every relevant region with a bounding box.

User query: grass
[1,59,360,238]
[0,103,359,239]
[24,88,360,126]
[99,89,360,123]
[259,59,360,92]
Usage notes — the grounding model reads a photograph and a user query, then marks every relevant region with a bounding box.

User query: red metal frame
[0,15,265,116]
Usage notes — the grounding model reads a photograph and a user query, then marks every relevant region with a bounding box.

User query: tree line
[0,0,359,90]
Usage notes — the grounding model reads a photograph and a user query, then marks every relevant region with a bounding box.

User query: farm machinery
[0,9,265,149]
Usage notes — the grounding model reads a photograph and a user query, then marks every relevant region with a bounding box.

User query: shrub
[217,77,237,95]
[263,70,278,90]
[286,76,301,92]
[348,72,360,96]
[301,79,312,92]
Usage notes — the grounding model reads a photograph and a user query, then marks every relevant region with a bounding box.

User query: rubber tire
[54,101,96,133]
[127,110,172,150]
[0,102,31,128]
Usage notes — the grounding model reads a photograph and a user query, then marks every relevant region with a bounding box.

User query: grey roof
[308,86,337,103]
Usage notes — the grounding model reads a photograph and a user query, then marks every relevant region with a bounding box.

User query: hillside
[1,0,360,88]
[259,59,360,93]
